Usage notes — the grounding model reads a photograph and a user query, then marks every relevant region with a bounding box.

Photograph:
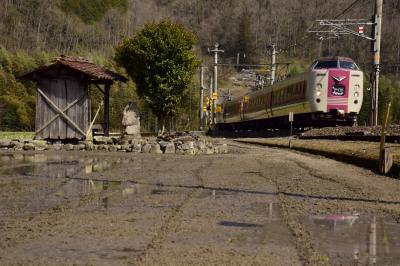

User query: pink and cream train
[216,56,363,130]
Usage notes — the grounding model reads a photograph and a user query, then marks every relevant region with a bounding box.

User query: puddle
[81,180,154,209]
[304,213,400,265]
[0,155,133,178]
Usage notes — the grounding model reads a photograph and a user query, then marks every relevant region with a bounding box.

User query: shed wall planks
[35,69,89,140]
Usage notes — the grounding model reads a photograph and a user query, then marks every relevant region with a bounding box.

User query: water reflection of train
[216,57,363,130]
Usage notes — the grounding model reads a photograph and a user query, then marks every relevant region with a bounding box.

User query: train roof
[315,56,355,62]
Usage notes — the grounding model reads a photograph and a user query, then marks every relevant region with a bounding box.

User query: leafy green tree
[115,19,199,133]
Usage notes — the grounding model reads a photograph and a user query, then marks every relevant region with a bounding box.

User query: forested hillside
[1,0,400,130]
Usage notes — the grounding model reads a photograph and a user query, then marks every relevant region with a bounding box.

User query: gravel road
[1,142,400,265]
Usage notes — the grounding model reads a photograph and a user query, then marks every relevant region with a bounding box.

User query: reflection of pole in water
[268,202,273,218]
[102,181,109,208]
[381,221,390,255]
[369,216,377,265]
[102,197,109,209]
[353,244,360,264]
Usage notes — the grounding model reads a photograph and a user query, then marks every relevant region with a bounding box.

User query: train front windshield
[313,60,359,70]
[339,61,359,70]
[314,61,338,69]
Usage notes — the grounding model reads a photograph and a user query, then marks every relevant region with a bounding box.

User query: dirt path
[1,142,400,265]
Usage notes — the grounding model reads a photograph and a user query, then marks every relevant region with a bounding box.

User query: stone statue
[122,102,141,139]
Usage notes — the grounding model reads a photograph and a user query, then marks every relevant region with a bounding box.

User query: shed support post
[104,84,110,137]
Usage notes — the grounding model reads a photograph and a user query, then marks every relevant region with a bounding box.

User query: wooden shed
[21,55,127,140]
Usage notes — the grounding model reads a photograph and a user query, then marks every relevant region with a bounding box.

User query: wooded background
[1,0,400,131]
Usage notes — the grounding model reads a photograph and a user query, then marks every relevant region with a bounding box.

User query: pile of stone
[0,135,228,155]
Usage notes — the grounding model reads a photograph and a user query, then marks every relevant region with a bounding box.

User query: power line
[333,0,366,19]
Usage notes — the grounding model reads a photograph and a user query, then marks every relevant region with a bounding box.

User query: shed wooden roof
[21,55,128,83]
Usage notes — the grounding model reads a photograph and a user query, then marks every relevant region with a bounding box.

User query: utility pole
[270,44,277,85]
[208,43,224,127]
[371,0,383,126]
[208,76,213,128]
[199,66,205,130]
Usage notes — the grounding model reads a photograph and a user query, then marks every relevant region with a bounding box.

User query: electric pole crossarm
[329,24,375,40]
[309,20,375,41]
[317,19,374,25]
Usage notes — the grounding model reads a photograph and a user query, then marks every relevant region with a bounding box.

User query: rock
[122,102,141,138]
[86,142,94,151]
[108,145,118,152]
[122,102,140,126]
[47,144,63,151]
[220,144,228,153]
[132,143,142,152]
[188,141,194,149]
[185,148,196,155]
[197,141,206,152]
[150,143,162,154]
[13,142,24,151]
[119,139,130,145]
[175,147,185,155]
[23,143,35,151]
[74,144,86,151]
[0,140,13,148]
[32,140,47,146]
[33,140,47,151]
[35,145,47,151]
[141,143,152,153]
[181,143,190,150]
[64,144,74,151]
[159,141,168,149]
[164,142,175,154]
[125,125,141,136]
[121,145,131,152]
[93,136,112,145]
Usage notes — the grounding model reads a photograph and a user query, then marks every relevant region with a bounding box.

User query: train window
[340,61,359,70]
[314,60,338,69]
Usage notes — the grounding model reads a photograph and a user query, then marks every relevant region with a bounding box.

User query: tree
[115,19,199,133]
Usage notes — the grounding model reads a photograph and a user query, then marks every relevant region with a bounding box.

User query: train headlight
[354,85,360,98]
[315,83,322,96]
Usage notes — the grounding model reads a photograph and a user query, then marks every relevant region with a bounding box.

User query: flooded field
[1,143,400,265]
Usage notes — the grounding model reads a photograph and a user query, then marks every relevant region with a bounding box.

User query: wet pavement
[1,143,400,265]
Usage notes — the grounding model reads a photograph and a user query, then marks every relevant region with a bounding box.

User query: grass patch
[0,131,34,140]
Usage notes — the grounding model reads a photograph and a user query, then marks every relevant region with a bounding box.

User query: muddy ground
[1,141,400,265]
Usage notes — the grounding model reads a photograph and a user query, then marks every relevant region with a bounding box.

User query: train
[216,56,364,130]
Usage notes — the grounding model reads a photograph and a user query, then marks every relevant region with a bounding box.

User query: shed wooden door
[35,78,88,140]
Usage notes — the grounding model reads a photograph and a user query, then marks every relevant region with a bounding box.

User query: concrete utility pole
[208,76,213,128]
[270,44,277,85]
[208,43,224,126]
[199,66,205,130]
[371,0,383,126]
